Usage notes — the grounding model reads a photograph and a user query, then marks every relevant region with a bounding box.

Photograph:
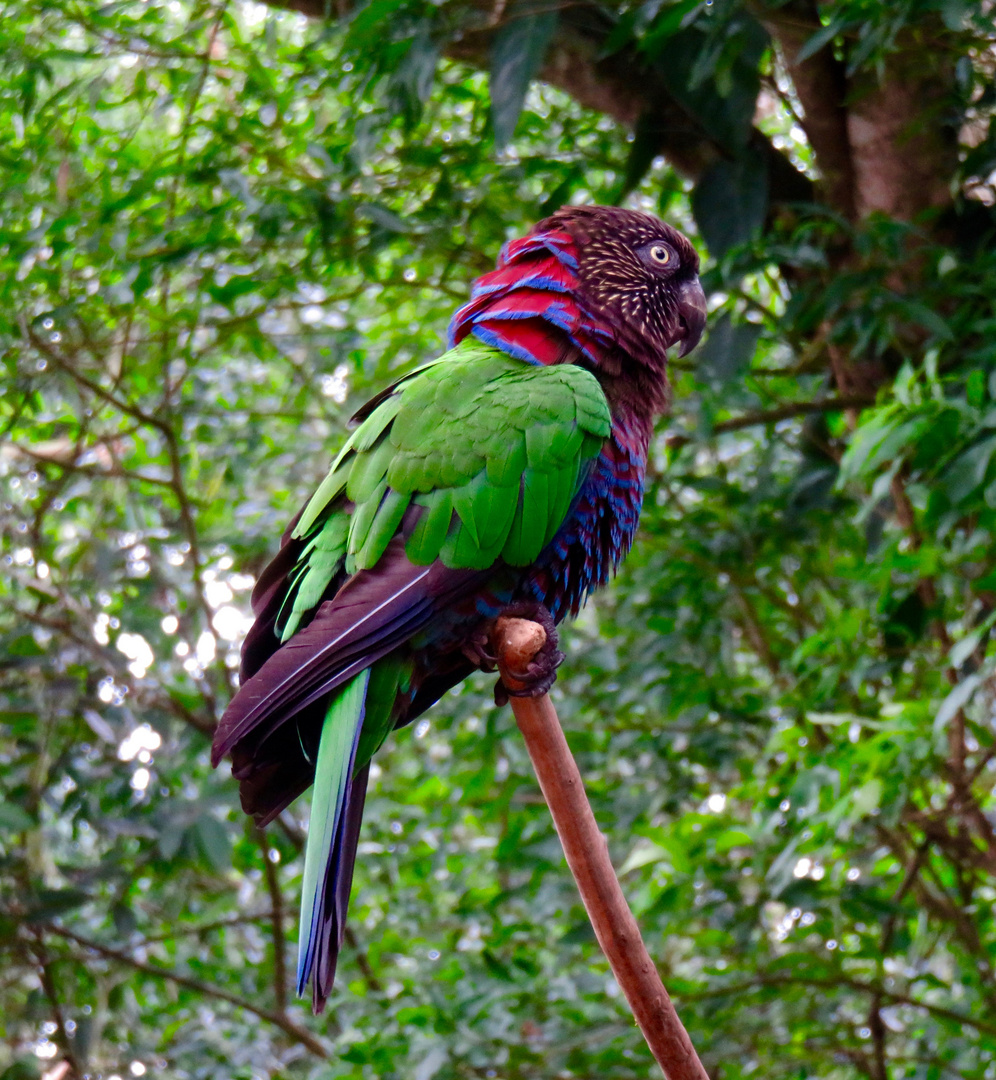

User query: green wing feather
[279,340,611,636]
[355,654,408,768]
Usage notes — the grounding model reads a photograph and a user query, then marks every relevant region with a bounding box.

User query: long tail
[297,669,370,1012]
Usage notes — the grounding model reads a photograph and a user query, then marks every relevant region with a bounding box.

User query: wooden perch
[491,616,710,1080]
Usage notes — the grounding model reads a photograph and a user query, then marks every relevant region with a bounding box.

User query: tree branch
[683,972,996,1039]
[665,396,874,449]
[343,926,383,993]
[139,909,276,944]
[753,0,855,217]
[30,933,83,1080]
[262,0,813,205]
[256,826,289,1012]
[491,616,710,1080]
[714,396,874,432]
[43,924,328,1059]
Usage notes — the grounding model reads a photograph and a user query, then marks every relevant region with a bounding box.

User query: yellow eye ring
[650,245,670,265]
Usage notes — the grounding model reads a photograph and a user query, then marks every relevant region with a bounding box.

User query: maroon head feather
[540,205,705,368]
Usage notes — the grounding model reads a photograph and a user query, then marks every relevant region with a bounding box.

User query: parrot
[211,204,706,1011]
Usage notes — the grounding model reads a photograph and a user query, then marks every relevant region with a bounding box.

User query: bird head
[537,205,707,365]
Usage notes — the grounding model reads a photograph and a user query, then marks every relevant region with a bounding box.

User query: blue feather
[469,325,545,366]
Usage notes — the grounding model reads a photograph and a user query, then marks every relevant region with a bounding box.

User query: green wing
[276,340,612,641]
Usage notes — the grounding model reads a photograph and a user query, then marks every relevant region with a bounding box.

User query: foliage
[1,2,995,1079]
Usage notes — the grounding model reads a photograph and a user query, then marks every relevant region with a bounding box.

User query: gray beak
[675,276,707,358]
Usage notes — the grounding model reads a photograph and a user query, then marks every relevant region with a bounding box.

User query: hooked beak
[674,276,707,358]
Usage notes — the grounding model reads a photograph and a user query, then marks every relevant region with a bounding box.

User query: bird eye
[637,242,675,271]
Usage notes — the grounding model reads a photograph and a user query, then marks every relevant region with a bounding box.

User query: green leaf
[849,779,882,817]
[413,1046,448,1080]
[358,202,411,234]
[25,888,90,922]
[620,839,668,874]
[390,30,440,125]
[935,674,981,732]
[794,18,848,64]
[600,10,638,58]
[715,829,753,854]
[3,634,45,658]
[112,900,138,937]
[558,920,597,944]
[613,108,667,203]
[158,823,185,861]
[697,314,762,388]
[655,19,766,151]
[0,805,33,832]
[692,153,769,256]
[489,2,559,149]
[195,816,232,874]
[0,1059,42,1080]
[639,0,703,55]
[943,435,996,504]
[345,0,410,46]
[895,300,954,340]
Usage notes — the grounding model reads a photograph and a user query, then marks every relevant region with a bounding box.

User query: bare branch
[139,910,277,944]
[43,924,329,1059]
[256,826,289,1012]
[753,0,855,217]
[343,927,383,994]
[260,0,813,205]
[492,616,710,1080]
[665,396,874,449]
[30,933,84,1080]
[683,972,996,1039]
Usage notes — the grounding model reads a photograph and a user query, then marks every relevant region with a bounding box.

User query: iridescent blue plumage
[528,420,648,621]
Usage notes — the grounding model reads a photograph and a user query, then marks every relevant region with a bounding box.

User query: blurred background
[2,1,996,1077]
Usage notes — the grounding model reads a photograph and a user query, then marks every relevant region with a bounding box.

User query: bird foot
[487,603,564,706]
[461,628,499,673]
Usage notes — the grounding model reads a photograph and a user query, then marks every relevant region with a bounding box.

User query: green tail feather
[295,656,408,1005]
[296,669,369,997]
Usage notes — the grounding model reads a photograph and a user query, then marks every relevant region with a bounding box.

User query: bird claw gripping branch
[488,603,564,706]
[211,205,706,1011]
[461,602,563,704]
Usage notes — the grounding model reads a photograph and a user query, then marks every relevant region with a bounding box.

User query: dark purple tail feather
[239,538,306,681]
[231,653,475,827]
[214,595,434,768]
[213,541,484,769]
[312,762,369,1011]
